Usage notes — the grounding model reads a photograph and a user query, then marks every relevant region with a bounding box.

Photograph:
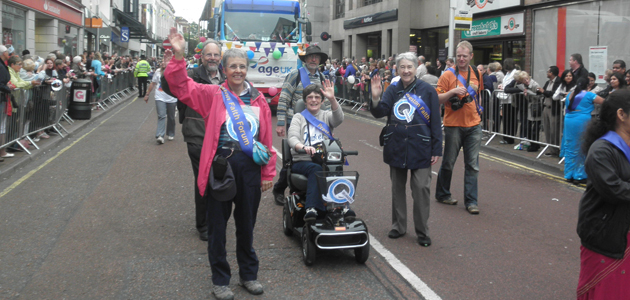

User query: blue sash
[220,86,254,157]
[567,91,586,113]
[448,67,483,115]
[403,93,431,126]
[299,67,312,88]
[300,110,335,140]
[599,131,630,164]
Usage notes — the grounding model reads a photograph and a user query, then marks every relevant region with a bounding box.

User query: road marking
[358,140,382,152]
[369,233,442,300]
[272,146,442,300]
[0,97,138,199]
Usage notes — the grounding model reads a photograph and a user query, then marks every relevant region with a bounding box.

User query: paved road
[0,95,584,299]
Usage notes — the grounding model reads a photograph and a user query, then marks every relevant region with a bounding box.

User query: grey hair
[201,38,222,55]
[221,48,248,68]
[396,52,418,69]
[0,45,7,53]
[418,55,426,63]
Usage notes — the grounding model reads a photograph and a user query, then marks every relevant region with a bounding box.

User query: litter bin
[68,79,92,119]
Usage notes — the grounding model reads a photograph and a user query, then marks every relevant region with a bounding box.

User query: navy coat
[371,78,443,169]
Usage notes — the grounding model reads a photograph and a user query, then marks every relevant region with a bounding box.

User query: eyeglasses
[203,53,221,59]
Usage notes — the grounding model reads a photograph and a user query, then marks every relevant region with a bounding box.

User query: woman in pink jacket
[164,28,276,300]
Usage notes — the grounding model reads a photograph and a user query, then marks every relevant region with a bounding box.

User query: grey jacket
[287,107,344,162]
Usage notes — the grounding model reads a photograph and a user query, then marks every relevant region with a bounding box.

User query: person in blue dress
[561,78,605,183]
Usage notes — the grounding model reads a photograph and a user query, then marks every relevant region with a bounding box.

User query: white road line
[272,145,442,300]
[369,233,442,300]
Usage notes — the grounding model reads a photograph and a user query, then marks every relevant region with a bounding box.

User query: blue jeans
[291,161,324,212]
[435,125,482,206]
[155,101,176,138]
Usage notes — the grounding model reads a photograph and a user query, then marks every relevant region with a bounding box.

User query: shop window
[58,23,79,57]
[335,0,345,19]
[360,0,382,7]
[2,4,26,55]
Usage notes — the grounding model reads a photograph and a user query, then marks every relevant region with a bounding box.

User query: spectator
[19,59,45,82]
[587,72,603,118]
[420,65,439,85]
[499,58,518,144]
[370,52,442,246]
[164,32,275,299]
[625,70,630,86]
[0,45,13,160]
[436,59,445,75]
[378,60,386,77]
[8,56,39,89]
[505,71,542,152]
[561,78,605,183]
[609,72,627,93]
[415,55,427,78]
[477,64,494,92]
[538,66,562,157]
[344,58,358,101]
[553,70,576,103]
[611,59,625,75]
[54,59,69,84]
[489,61,504,85]
[435,41,483,215]
[576,89,630,299]
[445,57,454,69]
[570,53,589,82]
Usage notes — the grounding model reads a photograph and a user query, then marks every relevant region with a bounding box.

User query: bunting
[292,46,299,55]
[264,47,272,57]
[254,42,262,51]
[226,41,232,49]
[269,42,276,51]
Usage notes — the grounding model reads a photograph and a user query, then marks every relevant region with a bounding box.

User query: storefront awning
[113,8,160,44]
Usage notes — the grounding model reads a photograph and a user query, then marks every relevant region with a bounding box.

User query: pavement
[338,103,566,177]
[0,89,139,181]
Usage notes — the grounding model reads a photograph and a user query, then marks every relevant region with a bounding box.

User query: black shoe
[343,207,356,222]
[199,230,208,241]
[574,179,587,185]
[388,229,405,239]
[417,236,432,247]
[272,189,285,206]
[303,208,317,222]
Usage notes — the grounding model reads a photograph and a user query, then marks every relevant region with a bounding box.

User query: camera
[449,95,473,111]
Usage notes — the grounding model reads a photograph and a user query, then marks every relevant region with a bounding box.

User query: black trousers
[207,149,261,285]
[273,123,290,193]
[137,77,148,97]
[186,143,207,232]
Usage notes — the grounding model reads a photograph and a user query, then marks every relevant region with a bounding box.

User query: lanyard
[448,66,483,115]
[300,110,334,140]
[299,67,312,88]
[220,86,254,157]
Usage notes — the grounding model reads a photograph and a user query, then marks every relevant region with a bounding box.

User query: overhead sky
[171,0,208,24]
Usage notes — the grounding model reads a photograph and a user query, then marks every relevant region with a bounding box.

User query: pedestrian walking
[370,52,442,247]
[435,41,484,215]
[161,38,226,241]
[164,28,275,300]
[576,89,630,299]
[273,45,328,206]
[144,60,177,144]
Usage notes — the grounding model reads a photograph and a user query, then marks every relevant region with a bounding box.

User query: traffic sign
[163,39,172,50]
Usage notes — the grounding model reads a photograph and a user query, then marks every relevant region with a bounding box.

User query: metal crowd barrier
[0,71,138,156]
[481,90,564,161]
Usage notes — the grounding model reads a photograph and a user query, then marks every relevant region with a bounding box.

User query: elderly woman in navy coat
[370,52,442,247]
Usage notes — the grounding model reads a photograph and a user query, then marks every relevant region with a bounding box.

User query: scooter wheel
[283,204,293,236]
[355,241,370,264]
[302,226,316,266]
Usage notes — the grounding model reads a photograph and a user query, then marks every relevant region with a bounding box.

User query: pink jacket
[164,57,277,196]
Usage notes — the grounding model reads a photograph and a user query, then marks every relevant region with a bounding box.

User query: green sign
[461,17,501,39]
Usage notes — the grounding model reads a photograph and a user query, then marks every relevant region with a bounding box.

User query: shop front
[6,0,83,56]
[461,12,526,68]
[410,27,448,65]
[333,8,399,60]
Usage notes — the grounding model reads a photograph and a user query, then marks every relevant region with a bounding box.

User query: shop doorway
[471,39,525,68]
[357,32,381,61]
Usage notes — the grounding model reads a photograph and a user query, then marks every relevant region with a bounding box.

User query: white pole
[448,0,456,58]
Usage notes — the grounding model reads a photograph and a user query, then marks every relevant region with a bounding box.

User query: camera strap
[448,66,483,116]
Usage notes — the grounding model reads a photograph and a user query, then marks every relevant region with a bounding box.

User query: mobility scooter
[281,103,370,266]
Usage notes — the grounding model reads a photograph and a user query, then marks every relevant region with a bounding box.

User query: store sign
[121,27,130,43]
[468,0,522,14]
[10,0,82,26]
[343,9,398,29]
[589,46,607,84]
[461,13,524,39]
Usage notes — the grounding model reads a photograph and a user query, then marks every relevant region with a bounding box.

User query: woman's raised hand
[168,27,186,59]
[371,73,383,99]
[320,79,335,100]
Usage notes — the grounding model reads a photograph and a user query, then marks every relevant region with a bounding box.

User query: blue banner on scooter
[322,177,355,204]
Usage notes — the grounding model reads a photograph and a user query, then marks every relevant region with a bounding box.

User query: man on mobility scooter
[283,81,369,266]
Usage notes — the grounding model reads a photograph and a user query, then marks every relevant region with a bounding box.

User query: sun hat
[299,45,328,63]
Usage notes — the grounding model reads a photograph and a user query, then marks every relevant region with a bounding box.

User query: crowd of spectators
[0,44,149,164]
